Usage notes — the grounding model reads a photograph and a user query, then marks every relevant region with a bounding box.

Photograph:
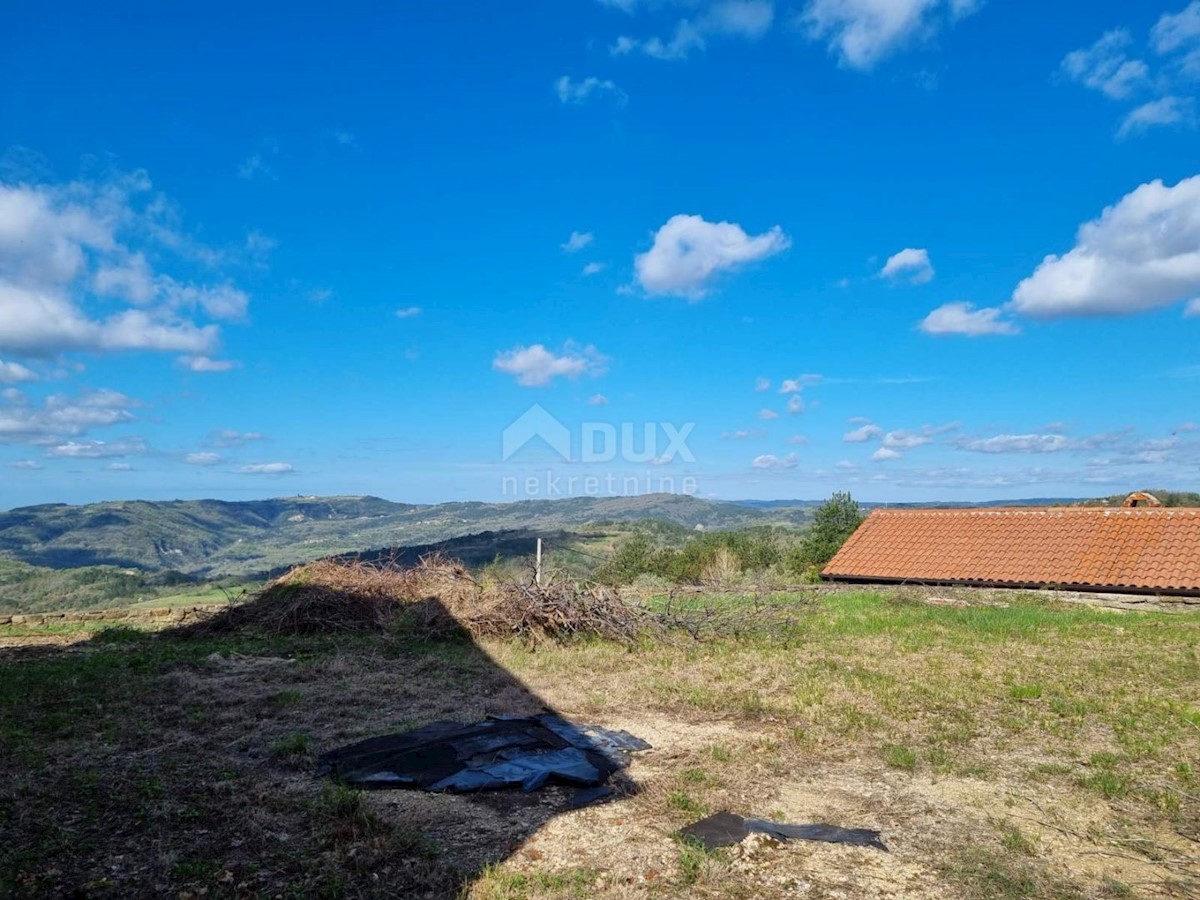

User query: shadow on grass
[0,598,637,897]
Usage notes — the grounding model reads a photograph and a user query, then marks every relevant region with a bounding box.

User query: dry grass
[1,582,1197,898]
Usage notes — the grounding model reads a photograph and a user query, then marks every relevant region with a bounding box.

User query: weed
[270,732,311,760]
[883,744,918,771]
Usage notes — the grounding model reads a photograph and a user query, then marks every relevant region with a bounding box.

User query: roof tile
[822,507,1200,593]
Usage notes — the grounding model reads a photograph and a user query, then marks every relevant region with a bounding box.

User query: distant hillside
[0,494,816,578]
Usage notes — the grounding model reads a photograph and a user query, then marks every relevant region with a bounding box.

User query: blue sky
[1,0,1199,508]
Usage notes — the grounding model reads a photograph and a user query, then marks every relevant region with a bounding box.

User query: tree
[788,492,863,573]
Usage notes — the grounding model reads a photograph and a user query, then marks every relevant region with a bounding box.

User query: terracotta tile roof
[822,506,1200,594]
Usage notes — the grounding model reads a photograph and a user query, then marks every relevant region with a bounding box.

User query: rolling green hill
[0,493,816,579]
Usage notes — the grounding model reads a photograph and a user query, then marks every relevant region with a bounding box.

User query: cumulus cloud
[185,451,222,466]
[555,75,627,105]
[611,1,775,61]
[582,262,605,276]
[754,377,771,391]
[209,429,265,447]
[45,436,148,458]
[634,214,789,298]
[920,302,1018,336]
[0,171,249,360]
[882,429,932,450]
[880,247,934,284]
[1011,175,1200,318]
[493,342,608,387]
[752,451,799,469]
[236,462,293,475]
[799,0,980,71]
[0,360,37,383]
[955,433,1071,454]
[1117,96,1195,139]
[561,231,594,253]
[0,389,137,444]
[871,446,902,461]
[1152,2,1200,56]
[179,355,238,372]
[1061,30,1149,99]
[395,306,422,318]
[843,422,883,442]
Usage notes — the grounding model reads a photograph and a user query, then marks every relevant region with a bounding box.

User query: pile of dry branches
[195,554,651,643]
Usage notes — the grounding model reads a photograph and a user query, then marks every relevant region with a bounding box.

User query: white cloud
[634,214,789,298]
[843,422,882,442]
[754,376,771,391]
[0,389,137,444]
[561,231,594,253]
[185,451,222,466]
[1186,298,1200,316]
[1061,30,1149,100]
[0,360,37,383]
[179,355,238,372]
[1152,3,1200,55]
[395,306,422,318]
[582,262,605,276]
[1117,95,1195,138]
[236,462,294,475]
[871,446,902,461]
[778,375,820,393]
[800,0,979,71]
[0,173,246,359]
[7,459,42,469]
[920,302,1019,336]
[880,247,934,284]
[45,436,148,458]
[586,393,609,406]
[493,342,608,386]
[1011,175,1200,318]
[786,394,805,415]
[883,429,931,449]
[209,429,265,447]
[955,433,1070,454]
[759,408,779,420]
[555,76,627,105]
[788,434,809,445]
[752,451,799,469]
[106,462,133,472]
[612,1,775,61]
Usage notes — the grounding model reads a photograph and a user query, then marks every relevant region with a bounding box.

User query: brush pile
[196,554,651,643]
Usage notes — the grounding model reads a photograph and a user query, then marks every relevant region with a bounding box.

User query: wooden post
[535,538,543,587]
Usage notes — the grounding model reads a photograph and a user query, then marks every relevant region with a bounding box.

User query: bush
[785,492,863,575]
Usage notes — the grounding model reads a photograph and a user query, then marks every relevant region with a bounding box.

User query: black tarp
[317,714,650,794]
[680,811,888,852]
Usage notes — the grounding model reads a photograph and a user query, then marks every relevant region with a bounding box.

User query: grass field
[1,590,1197,898]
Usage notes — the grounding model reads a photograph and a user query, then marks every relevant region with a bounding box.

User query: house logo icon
[502,404,571,462]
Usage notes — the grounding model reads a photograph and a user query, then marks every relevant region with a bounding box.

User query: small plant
[1000,825,1039,856]
[883,744,918,770]
[270,732,311,759]
[667,790,706,815]
[1009,683,1043,701]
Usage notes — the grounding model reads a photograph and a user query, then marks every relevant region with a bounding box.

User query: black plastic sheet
[317,714,650,796]
[680,811,888,852]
